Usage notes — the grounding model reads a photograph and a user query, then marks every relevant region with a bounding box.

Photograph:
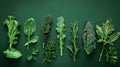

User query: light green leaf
[3,48,22,59]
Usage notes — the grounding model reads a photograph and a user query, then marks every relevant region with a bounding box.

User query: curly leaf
[83,21,96,55]
[41,16,53,48]
[56,16,66,56]
[42,41,57,63]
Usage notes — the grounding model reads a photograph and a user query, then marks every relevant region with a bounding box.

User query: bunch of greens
[83,21,96,55]
[24,18,39,50]
[41,16,53,48]
[27,48,39,61]
[96,19,120,64]
[67,22,80,62]
[56,16,66,56]
[3,16,22,59]
[42,41,57,63]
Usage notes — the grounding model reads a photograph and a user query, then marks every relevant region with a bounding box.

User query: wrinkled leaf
[83,21,96,55]
[41,16,53,48]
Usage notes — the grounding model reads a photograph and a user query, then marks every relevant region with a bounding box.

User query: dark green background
[0,0,120,67]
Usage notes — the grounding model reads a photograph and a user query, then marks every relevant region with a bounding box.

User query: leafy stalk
[27,48,39,61]
[3,16,22,59]
[41,16,53,48]
[83,21,96,55]
[96,19,120,64]
[24,18,39,50]
[67,22,80,62]
[56,16,66,56]
[42,41,57,63]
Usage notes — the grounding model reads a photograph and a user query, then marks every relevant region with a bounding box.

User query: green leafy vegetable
[27,48,39,61]
[56,16,66,56]
[41,16,53,48]
[96,19,120,64]
[67,22,80,62]
[3,16,22,59]
[42,41,57,63]
[3,48,22,59]
[106,46,118,64]
[83,21,96,54]
[24,18,39,49]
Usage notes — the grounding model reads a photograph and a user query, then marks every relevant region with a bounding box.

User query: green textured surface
[0,0,120,67]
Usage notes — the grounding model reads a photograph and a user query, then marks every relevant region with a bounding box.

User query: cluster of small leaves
[106,46,118,64]
[41,16,53,48]
[67,22,80,62]
[3,16,22,59]
[42,41,57,63]
[56,16,66,56]
[83,21,96,55]
[27,48,39,61]
[24,18,39,49]
[96,19,120,64]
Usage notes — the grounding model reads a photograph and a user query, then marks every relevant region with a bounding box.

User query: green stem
[27,34,30,50]
[60,38,63,56]
[99,44,106,62]
[73,56,76,62]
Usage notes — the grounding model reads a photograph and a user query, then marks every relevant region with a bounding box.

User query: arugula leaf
[3,16,22,59]
[41,16,53,48]
[83,21,96,55]
[96,19,120,64]
[27,48,39,61]
[106,46,118,64]
[67,22,80,62]
[24,18,39,49]
[56,16,66,56]
[42,41,57,63]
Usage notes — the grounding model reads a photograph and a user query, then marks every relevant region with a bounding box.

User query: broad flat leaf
[83,21,96,55]
[3,48,22,59]
[24,18,36,36]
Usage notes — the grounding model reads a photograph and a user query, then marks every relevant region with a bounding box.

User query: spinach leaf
[3,16,22,59]
[56,16,66,56]
[67,22,80,62]
[41,16,53,48]
[24,18,39,49]
[83,21,96,54]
